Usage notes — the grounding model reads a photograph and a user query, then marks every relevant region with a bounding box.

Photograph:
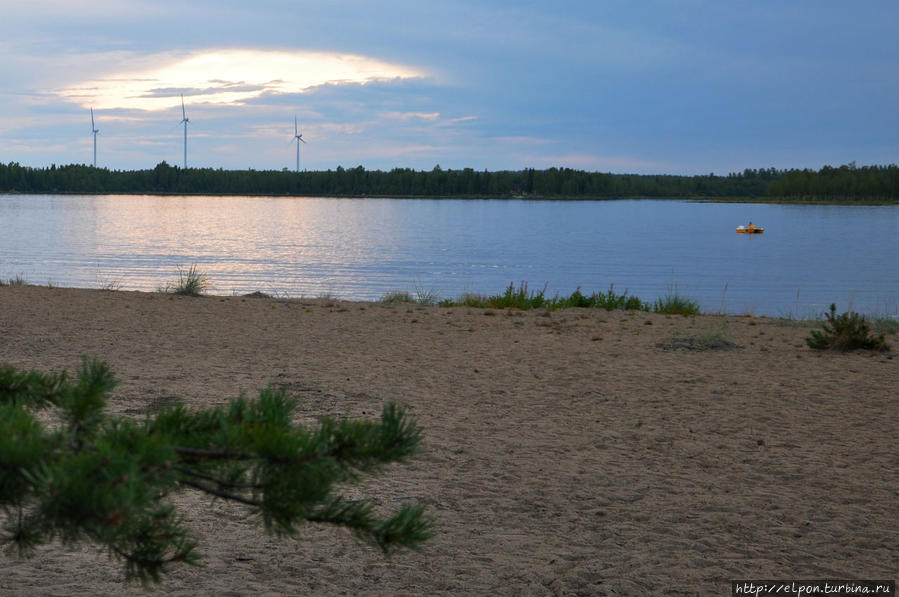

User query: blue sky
[2,0,898,174]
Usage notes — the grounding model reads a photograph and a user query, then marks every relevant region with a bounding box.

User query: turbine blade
[181,94,186,119]
[294,115,298,135]
[91,107,95,129]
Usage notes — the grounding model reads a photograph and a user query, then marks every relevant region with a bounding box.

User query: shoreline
[2,190,896,205]
[1,284,896,595]
[3,279,898,323]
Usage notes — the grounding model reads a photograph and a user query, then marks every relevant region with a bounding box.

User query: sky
[1,0,898,175]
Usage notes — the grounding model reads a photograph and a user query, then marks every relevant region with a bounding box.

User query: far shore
[2,190,896,205]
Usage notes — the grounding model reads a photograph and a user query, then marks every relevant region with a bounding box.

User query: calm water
[1,194,896,317]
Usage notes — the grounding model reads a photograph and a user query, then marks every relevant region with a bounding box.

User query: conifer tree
[0,358,431,584]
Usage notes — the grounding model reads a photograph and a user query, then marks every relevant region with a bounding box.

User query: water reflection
[1,194,896,316]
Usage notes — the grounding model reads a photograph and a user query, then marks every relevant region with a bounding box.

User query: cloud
[55,49,427,111]
[440,115,479,127]
[383,111,441,121]
[136,84,269,99]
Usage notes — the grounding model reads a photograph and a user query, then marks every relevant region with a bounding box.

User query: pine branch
[173,465,261,490]
[0,365,68,408]
[307,498,432,554]
[175,477,261,507]
[0,360,431,584]
[173,447,254,461]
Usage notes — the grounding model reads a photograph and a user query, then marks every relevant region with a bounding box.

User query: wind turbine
[179,94,190,168]
[291,116,306,172]
[90,108,99,167]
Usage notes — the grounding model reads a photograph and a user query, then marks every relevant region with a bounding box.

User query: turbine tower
[180,94,190,169]
[292,116,306,172]
[90,108,99,168]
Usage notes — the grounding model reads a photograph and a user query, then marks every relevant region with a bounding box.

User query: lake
[1,194,896,317]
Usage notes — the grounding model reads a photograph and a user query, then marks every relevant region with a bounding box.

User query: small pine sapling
[806,303,888,351]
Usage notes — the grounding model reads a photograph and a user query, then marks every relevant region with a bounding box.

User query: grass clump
[96,268,123,291]
[652,293,701,316]
[161,265,210,297]
[658,320,739,351]
[379,290,416,305]
[242,290,272,299]
[380,286,441,306]
[872,316,899,336]
[449,283,650,312]
[0,273,28,287]
[434,283,650,312]
[413,286,441,306]
[386,282,687,314]
[450,292,490,307]
[806,304,889,351]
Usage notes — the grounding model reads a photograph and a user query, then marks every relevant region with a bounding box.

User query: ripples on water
[1,194,896,317]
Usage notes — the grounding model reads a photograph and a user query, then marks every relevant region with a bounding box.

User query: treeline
[0,161,895,200]
[766,162,899,201]
[0,162,776,198]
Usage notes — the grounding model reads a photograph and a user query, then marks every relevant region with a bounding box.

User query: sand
[0,285,895,596]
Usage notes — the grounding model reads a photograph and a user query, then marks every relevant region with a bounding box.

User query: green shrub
[806,304,888,351]
[486,282,548,310]
[592,285,646,311]
[562,287,593,308]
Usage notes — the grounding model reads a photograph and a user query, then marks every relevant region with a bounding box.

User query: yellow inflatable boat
[736,224,764,234]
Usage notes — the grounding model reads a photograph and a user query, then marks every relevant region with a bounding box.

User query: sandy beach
[0,285,895,596]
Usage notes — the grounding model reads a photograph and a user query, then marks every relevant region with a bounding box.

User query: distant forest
[0,161,896,201]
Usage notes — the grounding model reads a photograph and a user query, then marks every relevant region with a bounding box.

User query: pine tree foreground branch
[0,358,432,584]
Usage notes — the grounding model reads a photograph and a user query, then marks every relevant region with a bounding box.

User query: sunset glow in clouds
[57,49,426,111]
